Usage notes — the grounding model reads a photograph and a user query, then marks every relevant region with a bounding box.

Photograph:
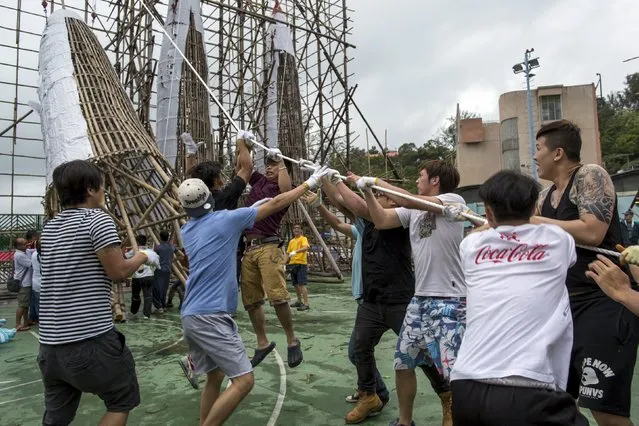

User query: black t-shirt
[361,219,415,304]
[211,176,247,211]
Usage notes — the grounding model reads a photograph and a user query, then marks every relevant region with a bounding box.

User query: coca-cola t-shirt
[451,223,576,391]
[395,193,466,297]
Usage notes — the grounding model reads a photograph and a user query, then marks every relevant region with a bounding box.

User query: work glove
[181,133,204,155]
[302,190,321,207]
[442,203,469,222]
[299,159,319,173]
[356,176,377,191]
[267,147,283,162]
[303,166,330,190]
[236,130,256,148]
[327,168,342,186]
[621,245,639,266]
[288,251,297,258]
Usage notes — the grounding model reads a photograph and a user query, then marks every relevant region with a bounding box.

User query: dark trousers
[451,380,589,426]
[131,277,154,317]
[348,317,389,400]
[352,301,449,394]
[152,270,171,309]
[29,290,40,322]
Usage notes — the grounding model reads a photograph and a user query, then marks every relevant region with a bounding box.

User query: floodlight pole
[524,48,538,181]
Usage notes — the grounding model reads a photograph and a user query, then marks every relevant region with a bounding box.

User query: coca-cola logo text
[475,243,548,264]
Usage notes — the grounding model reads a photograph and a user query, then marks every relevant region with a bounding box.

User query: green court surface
[0,279,636,425]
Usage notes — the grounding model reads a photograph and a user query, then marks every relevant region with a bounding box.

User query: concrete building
[456,83,601,187]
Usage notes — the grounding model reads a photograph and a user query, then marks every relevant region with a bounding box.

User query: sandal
[250,341,276,368]
[287,338,303,368]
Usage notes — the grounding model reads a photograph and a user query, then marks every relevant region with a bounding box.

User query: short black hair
[159,230,170,242]
[535,120,582,162]
[419,160,460,193]
[52,160,104,208]
[479,171,540,222]
[136,234,147,246]
[189,161,222,189]
[25,229,38,240]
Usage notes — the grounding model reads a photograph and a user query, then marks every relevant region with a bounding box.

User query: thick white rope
[138,1,622,261]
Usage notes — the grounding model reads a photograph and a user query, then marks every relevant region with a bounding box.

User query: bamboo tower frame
[41,14,188,318]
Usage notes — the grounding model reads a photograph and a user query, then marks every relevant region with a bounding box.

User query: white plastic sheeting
[265,4,296,150]
[156,0,206,169]
[37,10,94,185]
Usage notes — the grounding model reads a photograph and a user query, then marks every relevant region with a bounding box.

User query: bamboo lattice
[175,12,216,177]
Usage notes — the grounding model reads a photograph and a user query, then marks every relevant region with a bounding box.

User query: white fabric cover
[37,10,94,185]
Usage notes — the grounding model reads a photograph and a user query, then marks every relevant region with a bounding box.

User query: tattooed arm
[533,165,614,246]
[535,186,551,215]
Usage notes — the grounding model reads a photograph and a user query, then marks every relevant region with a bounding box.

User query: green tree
[598,73,639,174]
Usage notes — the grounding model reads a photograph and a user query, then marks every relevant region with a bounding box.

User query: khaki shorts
[241,243,290,309]
[17,286,32,308]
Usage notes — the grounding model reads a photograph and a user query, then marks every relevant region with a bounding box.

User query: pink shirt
[245,172,287,237]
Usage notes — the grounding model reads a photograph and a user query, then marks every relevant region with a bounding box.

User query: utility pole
[513,49,540,181]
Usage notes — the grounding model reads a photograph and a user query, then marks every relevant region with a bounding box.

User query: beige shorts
[241,243,290,310]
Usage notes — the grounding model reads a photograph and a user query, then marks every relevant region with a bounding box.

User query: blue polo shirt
[180,207,257,317]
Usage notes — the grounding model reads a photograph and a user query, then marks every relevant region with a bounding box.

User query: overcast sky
[1,0,639,213]
[348,0,639,149]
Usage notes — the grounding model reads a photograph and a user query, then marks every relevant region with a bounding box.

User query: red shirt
[245,171,287,237]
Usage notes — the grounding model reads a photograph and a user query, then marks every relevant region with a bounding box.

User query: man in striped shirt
[38,160,157,426]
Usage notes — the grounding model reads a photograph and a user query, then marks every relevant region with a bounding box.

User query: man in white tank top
[450,170,588,425]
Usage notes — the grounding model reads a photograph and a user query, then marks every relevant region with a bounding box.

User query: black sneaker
[297,304,310,311]
[290,301,302,308]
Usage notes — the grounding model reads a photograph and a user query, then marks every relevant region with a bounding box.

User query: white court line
[0,393,43,406]
[29,330,39,340]
[267,349,287,426]
[0,379,41,393]
[151,337,184,355]
[308,294,350,301]
[0,380,18,385]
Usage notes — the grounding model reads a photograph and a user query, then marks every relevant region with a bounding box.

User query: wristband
[279,166,287,171]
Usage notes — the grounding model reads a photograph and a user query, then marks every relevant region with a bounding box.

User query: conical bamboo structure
[156,0,215,177]
[38,11,188,319]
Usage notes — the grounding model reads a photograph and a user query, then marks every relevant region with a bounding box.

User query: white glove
[250,197,272,208]
[181,133,205,155]
[356,176,377,191]
[299,159,319,172]
[304,166,330,190]
[442,203,468,222]
[266,147,283,162]
[621,246,639,266]
[327,168,342,186]
[236,130,255,148]
[288,250,297,258]
[140,249,160,268]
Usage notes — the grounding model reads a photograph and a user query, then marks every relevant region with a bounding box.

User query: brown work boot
[439,390,453,426]
[344,390,383,424]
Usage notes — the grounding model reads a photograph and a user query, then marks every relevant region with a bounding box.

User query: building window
[540,95,562,121]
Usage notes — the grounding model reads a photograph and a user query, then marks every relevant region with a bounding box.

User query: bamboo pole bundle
[38,11,189,303]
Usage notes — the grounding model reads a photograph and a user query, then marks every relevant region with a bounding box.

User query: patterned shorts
[393,296,466,380]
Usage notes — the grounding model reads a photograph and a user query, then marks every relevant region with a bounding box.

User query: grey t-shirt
[395,193,466,297]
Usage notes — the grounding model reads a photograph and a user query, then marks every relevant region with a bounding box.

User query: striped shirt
[39,208,120,345]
